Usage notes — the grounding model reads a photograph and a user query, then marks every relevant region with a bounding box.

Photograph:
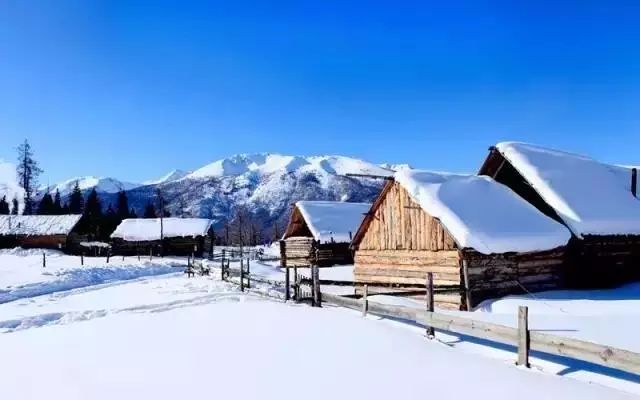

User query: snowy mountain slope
[47,176,140,196]
[143,169,190,185]
[0,159,24,210]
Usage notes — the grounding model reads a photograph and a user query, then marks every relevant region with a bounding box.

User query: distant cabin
[111,218,214,257]
[351,170,571,310]
[0,215,83,251]
[479,142,640,286]
[281,201,371,267]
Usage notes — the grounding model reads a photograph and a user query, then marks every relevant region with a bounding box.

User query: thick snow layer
[293,200,371,243]
[0,159,24,212]
[0,214,82,236]
[111,218,213,241]
[395,169,571,254]
[143,169,190,185]
[496,142,640,236]
[0,281,632,400]
[47,176,140,195]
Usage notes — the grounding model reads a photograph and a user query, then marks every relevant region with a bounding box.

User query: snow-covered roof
[495,142,640,237]
[287,201,371,243]
[111,218,213,241]
[0,215,82,236]
[394,169,571,254]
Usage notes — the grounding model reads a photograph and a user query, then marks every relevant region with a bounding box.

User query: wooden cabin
[351,170,571,310]
[479,142,640,286]
[281,201,371,267]
[111,218,214,257]
[0,214,83,251]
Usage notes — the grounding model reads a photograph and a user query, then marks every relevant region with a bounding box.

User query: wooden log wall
[462,248,566,308]
[283,237,314,267]
[569,235,640,287]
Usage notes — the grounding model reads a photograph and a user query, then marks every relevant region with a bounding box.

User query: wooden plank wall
[354,182,463,309]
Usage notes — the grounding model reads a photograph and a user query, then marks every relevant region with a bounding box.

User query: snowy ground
[0,250,639,398]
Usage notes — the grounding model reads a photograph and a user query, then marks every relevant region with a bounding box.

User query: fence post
[240,259,245,292]
[285,267,290,300]
[293,266,298,301]
[426,272,435,338]
[312,265,321,307]
[247,258,251,289]
[517,306,530,367]
[81,252,84,266]
[362,284,368,317]
[150,247,153,261]
[106,250,110,264]
[42,251,46,268]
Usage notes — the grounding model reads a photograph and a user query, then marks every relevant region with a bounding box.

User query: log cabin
[351,170,571,310]
[0,214,83,251]
[281,201,371,267]
[111,218,214,257]
[479,142,640,286]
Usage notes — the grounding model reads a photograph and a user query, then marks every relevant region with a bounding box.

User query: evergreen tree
[61,202,70,214]
[16,139,43,215]
[143,202,157,218]
[116,190,130,221]
[68,181,84,214]
[0,195,9,214]
[38,192,55,215]
[83,188,103,237]
[129,208,138,218]
[53,189,62,214]
[11,197,19,215]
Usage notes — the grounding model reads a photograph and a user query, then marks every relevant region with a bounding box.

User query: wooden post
[246,258,251,289]
[285,266,290,300]
[293,265,298,301]
[426,272,435,338]
[81,252,84,266]
[517,306,530,367]
[122,254,125,261]
[42,251,46,268]
[280,240,286,268]
[240,259,245,292]
[106,251,110,264]
[462,259,472,311]
[362,284,368,317]
[632,168,637,198]
[150,247,153,261]
[312,265,321,307]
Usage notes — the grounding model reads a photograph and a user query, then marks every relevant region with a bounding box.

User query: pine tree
[0,195,9,214]
[143,202,157,218]
[116,190,130,221]
[38,192,55,215]
[83,188,104,237]
[11,197,19,215]
[16,139,43,215]
[68,181,84,214]
[129,208,138,218]
[53,189,62,214]
[61,202,70,214]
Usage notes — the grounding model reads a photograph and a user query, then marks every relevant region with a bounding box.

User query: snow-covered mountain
[143,169,190,185]
[46,176,140,196]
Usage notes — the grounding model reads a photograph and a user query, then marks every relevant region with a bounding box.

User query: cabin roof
[111,218,213,241]
[492,142,640,237]
[393,169,571,254]
[0,214,82,236]
[283,201,371,243]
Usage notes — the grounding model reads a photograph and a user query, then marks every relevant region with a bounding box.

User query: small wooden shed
[0,214,83,251]
[111,218,214,257]
[351,170,571,310]
[479,142,640,286]
[281,201,371,267]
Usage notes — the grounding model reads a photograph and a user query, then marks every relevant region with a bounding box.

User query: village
[1,141,640,398]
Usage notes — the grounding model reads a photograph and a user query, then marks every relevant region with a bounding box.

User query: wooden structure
[281,201,371,267]
[351,171,570,310]
[479,142,640,286]
[0,215,83,251]
[110,218,214,257]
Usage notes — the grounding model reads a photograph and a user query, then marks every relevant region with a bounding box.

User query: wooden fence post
[312,265,321,307]
[81,252,84,266]
[517,305,530,367]
[42,251,46,268]
[426,272,435,338]
[247,258,251,289]
[240,259,245,292]
[293,266,298,301]
[362,284,368,317]
[150,247,153,261]
[285,267,290,300]
[106,251,110,264]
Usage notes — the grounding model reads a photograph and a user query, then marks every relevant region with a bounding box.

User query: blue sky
[1,1,639,183]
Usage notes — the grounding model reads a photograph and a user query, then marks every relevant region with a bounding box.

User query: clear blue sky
[1,1,639,183]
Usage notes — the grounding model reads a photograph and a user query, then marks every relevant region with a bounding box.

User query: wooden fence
[192,258,640,377]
